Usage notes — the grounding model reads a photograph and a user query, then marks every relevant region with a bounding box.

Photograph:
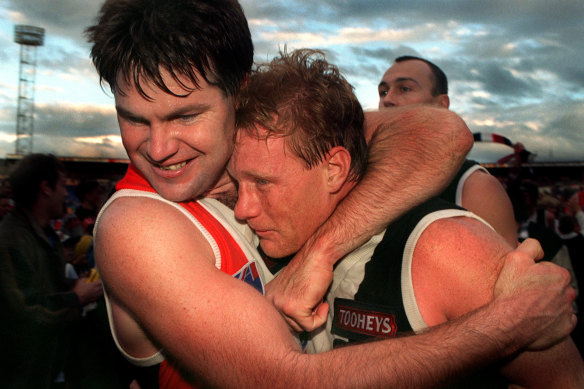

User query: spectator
[0,154,103,388]
[377,55,518,247]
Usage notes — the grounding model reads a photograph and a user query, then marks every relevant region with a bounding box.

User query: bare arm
[267,105,473,330]
[95,196,577,388]
[321,105,472,261]
[414,217,583,387]
[462,171,519,248]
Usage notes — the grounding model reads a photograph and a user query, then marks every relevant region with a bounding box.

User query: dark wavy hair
[10,154,65,208]
[85,0,253,99]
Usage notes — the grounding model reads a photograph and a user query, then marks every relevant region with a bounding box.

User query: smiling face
[228,129,338,258]
[378,59,448,109]
[115,69,235,202]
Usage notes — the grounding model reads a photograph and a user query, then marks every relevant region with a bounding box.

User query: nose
[234,184,260,221]
[379,91,396,109]
[147,122,179,163]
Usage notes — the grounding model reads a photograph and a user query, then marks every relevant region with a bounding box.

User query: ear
[325,146,352,194]
[39,180,52,197]
[435,94,450,109]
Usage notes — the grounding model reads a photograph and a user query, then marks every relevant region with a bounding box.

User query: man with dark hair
[378,55,519,247]
[231,49,583,388]
[87,1,576,388]
[378,55,449,108]
[0,154,103,388]
[396,55,448,95]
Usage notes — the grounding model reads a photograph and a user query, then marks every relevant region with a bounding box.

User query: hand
[494,239,576,351]
[73,278,104,306]
[265,248,333,333]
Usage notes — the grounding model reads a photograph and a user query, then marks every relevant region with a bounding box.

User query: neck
[204,171,238,209]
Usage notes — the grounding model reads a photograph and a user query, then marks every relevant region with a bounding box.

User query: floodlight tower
[14,25,45,155]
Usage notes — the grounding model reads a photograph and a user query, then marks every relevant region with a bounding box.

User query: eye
[255,178,269,186]
[122,115,147,126]
[378,89,388,97]
[177,114,197,123]
[400,86,412,92]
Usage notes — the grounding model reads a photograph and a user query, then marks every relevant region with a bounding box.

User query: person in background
[378,55,518,247]
[0,154,103,388]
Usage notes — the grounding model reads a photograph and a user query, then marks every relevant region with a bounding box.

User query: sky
[0,0,583,163]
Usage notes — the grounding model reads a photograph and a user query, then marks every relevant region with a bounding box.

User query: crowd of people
[0,158,135,388]
[504,172,584,352]
[1,0,582,387]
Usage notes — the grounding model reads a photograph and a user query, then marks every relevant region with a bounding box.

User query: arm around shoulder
[413,217,582,386]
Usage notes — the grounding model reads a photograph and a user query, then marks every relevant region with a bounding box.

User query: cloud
[33,103,118,138]
[3,0,100,45]
[0,0,582,162]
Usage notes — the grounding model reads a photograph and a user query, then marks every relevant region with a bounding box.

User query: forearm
[297,297,538,388]
[500,338,584,388]
[303,106,472,265]
[164,296,545,388]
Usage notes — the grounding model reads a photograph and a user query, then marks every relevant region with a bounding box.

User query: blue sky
[0,0,583,162]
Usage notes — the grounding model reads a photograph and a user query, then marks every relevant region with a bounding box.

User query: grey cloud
[476,63,541,98]
[5,0,99,45]
[34,103,118,138]
[32,134,126,159]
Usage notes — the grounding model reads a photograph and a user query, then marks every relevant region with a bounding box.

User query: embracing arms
[414,217,583,387]
[94,191,576,388]
[267,105,473,330]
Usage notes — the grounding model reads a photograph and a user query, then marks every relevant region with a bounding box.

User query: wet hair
[235,48,367,182]
[10,154,65,208]
[85,0,253,99]
[395,55,448,96]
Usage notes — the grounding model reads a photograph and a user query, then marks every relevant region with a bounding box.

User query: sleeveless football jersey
[96,164,270,388]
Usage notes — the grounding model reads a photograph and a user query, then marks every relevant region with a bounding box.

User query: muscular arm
[316,105,472,262]
[462,171,519,248]
[414,217,583,387]
[95,198,576,388]
[268,105,473,330]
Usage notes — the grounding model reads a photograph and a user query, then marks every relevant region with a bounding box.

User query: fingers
[528,311,577,351]
[281,301,329,333]
[513,238,544,263]
[494,240,577,350]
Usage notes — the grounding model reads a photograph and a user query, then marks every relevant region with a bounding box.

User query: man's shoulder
[0,209,36,242]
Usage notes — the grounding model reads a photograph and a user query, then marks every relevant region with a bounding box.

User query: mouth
[150,157,196,174]
[159,161,188,171]
[251,227,273,239]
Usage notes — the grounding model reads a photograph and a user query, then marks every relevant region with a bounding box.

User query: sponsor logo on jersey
[233,261,264,294]
[332,298,398,339]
